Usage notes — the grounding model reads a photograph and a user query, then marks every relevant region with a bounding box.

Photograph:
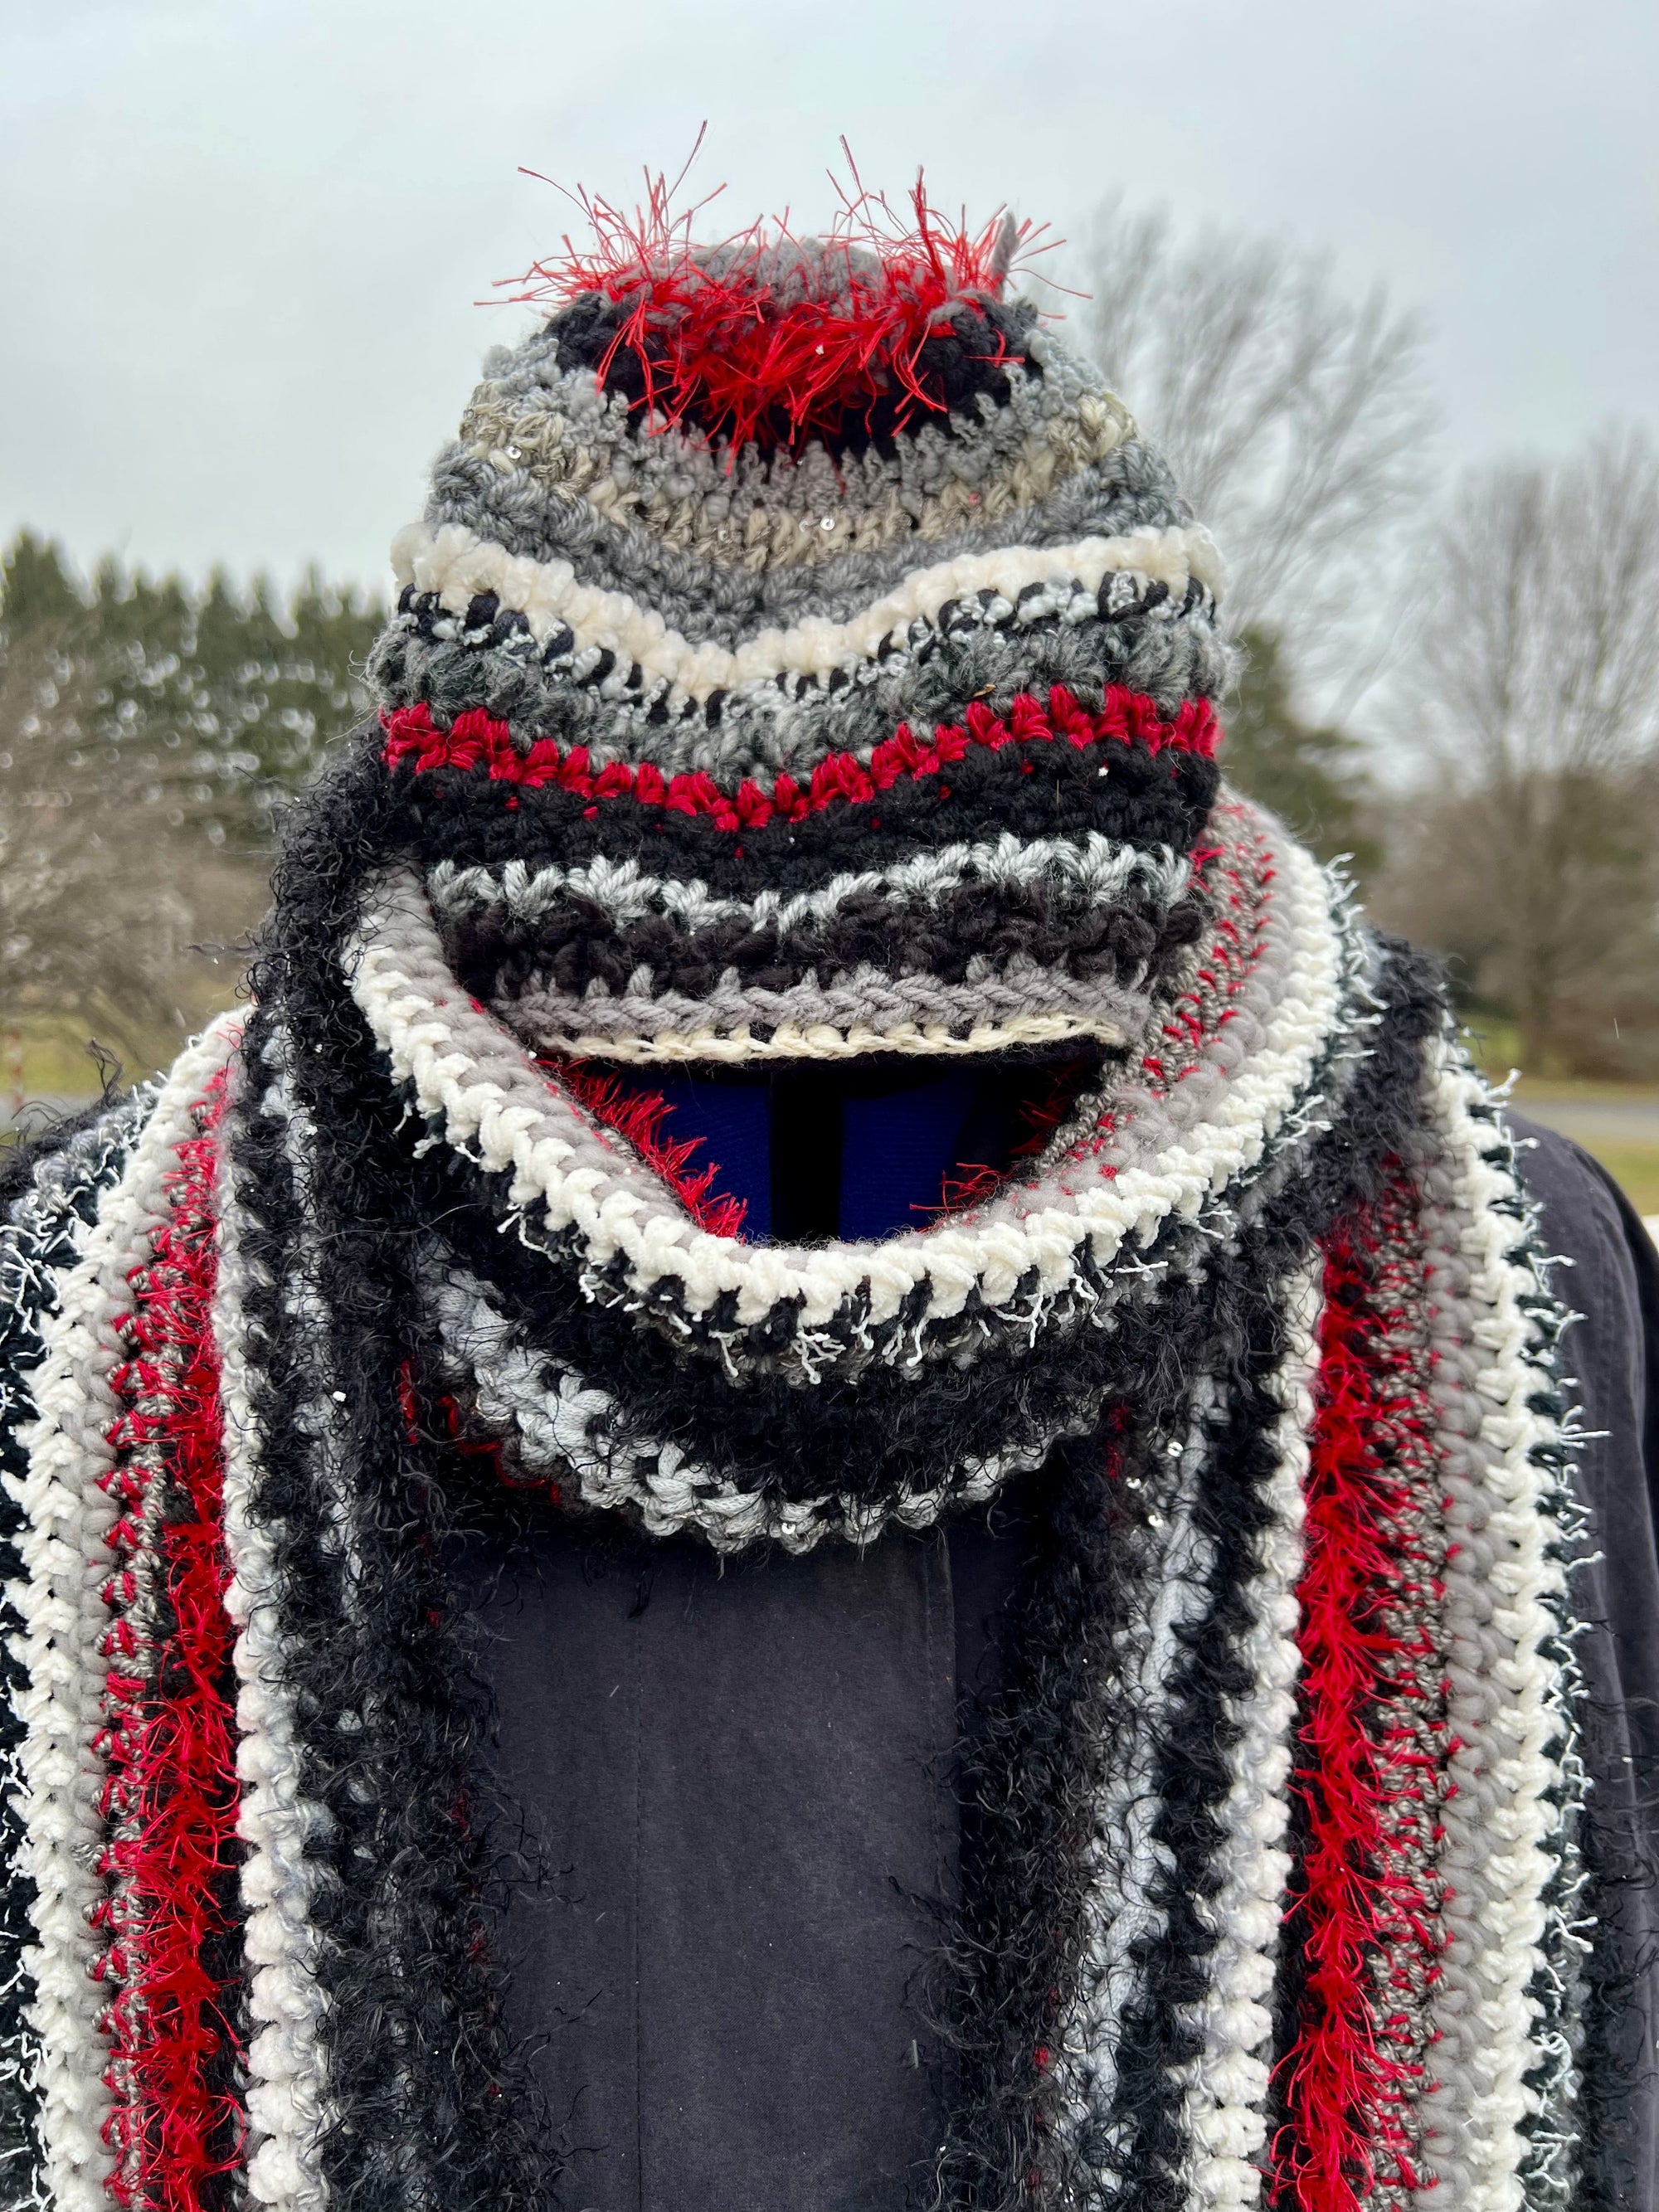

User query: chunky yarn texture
[0,211,1607,2212]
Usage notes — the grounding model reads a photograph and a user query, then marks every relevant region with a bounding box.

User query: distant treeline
[0,532,382,1072]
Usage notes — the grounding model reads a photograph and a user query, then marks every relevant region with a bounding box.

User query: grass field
[1497,1076,1659,1219]
[1567,1141,1659,1216]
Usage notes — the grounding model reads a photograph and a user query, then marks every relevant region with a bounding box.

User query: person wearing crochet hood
[3,187,1657,2212]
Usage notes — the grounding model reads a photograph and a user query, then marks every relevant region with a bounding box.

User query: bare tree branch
[1075,197,1436,698]
[1375,425,1659,1068]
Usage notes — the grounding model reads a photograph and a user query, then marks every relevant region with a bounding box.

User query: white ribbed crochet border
[345,806,1342,1335]
[389,518,1227,701]
[213,1048,336,2212]
[12,1014,240,2212]
[1414,1045,1583,2212]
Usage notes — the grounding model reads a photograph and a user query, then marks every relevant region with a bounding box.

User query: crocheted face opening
[545,1047,1112,1243]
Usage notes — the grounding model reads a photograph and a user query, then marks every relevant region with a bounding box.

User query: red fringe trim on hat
[499,157,1052,450]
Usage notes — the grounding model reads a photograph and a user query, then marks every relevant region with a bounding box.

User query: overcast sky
[2,0,1656,595]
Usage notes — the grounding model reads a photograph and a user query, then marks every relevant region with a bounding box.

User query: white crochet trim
[344,803,1343,1335]
[427,833,1192,937]
[1180,1260,1321,2212]
[9,1014,239,2212]
[390,518,1227,700]
[215,1053,338,2212]
[1416,1044,1575,2212]
[518,1008,1128,1064]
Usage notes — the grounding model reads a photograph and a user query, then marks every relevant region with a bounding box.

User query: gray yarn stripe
[495,950,1151,1057]
[448,312,1143,604]
[422,1261,1069,1554]
[425,446,1191,647]
[427,834,1192,936]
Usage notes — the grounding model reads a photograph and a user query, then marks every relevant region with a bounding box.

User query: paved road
[1518,1096,1659,1146]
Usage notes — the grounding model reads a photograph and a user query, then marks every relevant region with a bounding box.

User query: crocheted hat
[367,201,1233,1070]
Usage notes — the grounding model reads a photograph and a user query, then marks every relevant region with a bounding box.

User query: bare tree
[1075,200,1435,702]
[1375,425,1659,1069]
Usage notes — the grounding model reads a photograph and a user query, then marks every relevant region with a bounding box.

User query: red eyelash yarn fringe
[383,685,1219,821]
[96,1077,243,2210]
[499,149,1051,450]
[547,1057,748,1239]
[1272,1192,1444,2210]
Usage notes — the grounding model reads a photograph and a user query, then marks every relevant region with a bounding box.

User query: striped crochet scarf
[0,800,1598,2212]
[0,207,1605,2212]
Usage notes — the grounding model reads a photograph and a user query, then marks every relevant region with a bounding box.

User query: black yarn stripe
[388,736,1222,890]
[440,878,1204,1010]
[927,1406,1201,2212]
[231,965,556,2202]
[0,1106,144,2209]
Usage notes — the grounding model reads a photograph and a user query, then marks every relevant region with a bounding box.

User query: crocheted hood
[367,222,1229,1067]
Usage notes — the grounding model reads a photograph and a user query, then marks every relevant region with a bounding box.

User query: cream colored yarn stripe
[11,1013,240,2212]
[391,518,1226,699]
[213,1043,338,2212]
[1179,1258,1321,2212]
[1414,1042,1579,2212]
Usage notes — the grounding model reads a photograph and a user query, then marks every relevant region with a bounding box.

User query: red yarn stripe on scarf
[96,1076,243,2210]
[382,683,1218,824]
[1272,1193,1444,2210]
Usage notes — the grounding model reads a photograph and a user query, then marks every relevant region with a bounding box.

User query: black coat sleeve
[1511,1116,1659,2209]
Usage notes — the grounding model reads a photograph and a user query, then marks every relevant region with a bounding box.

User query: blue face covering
[610,1060,1071,1244]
